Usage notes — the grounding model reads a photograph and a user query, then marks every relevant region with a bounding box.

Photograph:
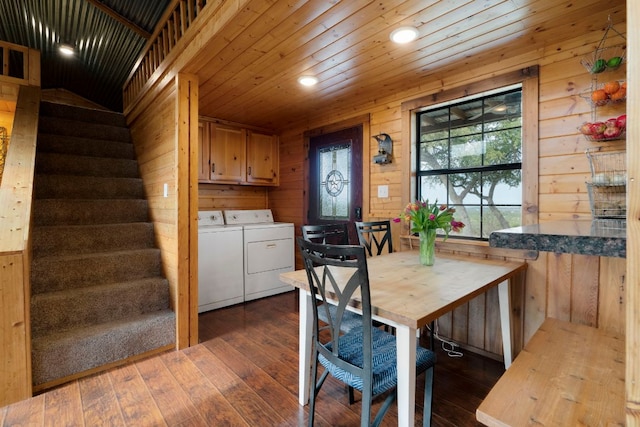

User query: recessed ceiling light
[298,75,318,87]
[390,26,419,44]
[58,43,75,56]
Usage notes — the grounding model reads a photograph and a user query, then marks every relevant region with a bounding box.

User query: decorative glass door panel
[319,143,351,219]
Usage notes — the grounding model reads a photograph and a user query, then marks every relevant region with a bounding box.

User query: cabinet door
[246,131,279,186]
[210,124,246,183]
[198,121,210,182]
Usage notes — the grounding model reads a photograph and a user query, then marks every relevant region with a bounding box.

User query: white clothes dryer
[224,209,294,301]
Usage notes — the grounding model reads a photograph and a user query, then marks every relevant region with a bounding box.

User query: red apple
[604,126,621,139]
[605,118,618,128]
[579,122,592,135]
[590,122,606,135]
[616,114,627,129]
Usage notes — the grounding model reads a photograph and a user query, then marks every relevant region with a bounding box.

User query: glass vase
[419,229,436,266]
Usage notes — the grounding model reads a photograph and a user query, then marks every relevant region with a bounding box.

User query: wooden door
[246,130,278,186]
[209,124,246,183]
[308,125,363,244]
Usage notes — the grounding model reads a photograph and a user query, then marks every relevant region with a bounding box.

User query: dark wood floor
[0,292,504,426]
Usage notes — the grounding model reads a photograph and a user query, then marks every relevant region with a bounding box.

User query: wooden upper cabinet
[198,121,210,182]
[246,131,279,186]
[209,124,246,183]
[198,120,279,186]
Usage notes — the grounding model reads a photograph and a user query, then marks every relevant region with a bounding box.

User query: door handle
[355,207,362,220]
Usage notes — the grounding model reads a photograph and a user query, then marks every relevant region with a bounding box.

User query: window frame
[400,67,539,244]
[415,85,524,240]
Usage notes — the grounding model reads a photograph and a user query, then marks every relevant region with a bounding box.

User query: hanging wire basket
[579,79,627,107]
[580,18,626,74]
[585,149,626,219]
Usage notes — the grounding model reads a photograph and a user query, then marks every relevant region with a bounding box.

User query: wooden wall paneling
[539,173,592,195]
[598,257,625,336]
[467,294,486,350]
[0,254,30,406]
[129,82,180,344]
[176,73,199,348]
[538,193,589,217]
[197,184,267,210]
[521,75,540,227]
[483,287,503,356]
[436,312,452,343]
[0,86,39,406]
[546,253,573,321]
[628,2,639,421]
[570,254,600,326]
[451,304,469,345]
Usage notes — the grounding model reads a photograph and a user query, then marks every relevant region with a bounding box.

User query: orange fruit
[591,89,608,102]
[604,81,620,94]
[610,87,626,101]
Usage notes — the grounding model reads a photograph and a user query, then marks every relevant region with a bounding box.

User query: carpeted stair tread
[39,101,127,127]
[37,133,135,159]
[38,115,131,142]
[33,199,149,226]
[31,310,175,386]
[32,222,156,257]
[31,101,175,389]
[31,248,162,294]
[31,278,171,337]
[34,174,145,199]
[36,152,139,178]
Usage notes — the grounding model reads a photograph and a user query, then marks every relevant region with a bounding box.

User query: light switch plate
[378,185,389,198]
[163,183,168,198]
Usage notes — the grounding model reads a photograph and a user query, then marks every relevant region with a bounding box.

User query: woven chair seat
[319,325,435,395]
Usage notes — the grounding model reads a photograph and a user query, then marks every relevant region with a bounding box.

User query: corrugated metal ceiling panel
[0,0,171,111]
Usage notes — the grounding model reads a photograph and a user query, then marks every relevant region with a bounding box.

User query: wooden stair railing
[122,0,208,110]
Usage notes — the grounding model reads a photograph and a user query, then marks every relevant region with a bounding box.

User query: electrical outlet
[163,183,168,198]
[377,185,389,198]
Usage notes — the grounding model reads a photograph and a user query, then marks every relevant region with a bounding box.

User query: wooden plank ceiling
[187,0,626,130]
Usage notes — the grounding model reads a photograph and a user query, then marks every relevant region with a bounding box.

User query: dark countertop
[489,219,626,258]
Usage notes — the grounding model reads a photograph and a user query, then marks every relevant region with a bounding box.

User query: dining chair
[355,220,393,256]
[301,224,362,334]
[301,223,350,245]
[297,237,435,427]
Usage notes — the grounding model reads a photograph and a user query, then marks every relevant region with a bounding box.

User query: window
[415,86,522,239]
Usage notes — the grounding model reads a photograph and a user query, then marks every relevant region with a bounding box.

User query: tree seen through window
[416,87,522,239]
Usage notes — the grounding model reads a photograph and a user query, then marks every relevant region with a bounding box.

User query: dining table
[279,250,527,427]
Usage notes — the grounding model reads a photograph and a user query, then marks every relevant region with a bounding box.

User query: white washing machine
[224,209,294,301]
[197,210,244,312]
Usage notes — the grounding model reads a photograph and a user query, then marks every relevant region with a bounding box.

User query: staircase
[30,101,175,389]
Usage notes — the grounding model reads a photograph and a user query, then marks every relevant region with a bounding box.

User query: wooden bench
[476,317,625,426]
